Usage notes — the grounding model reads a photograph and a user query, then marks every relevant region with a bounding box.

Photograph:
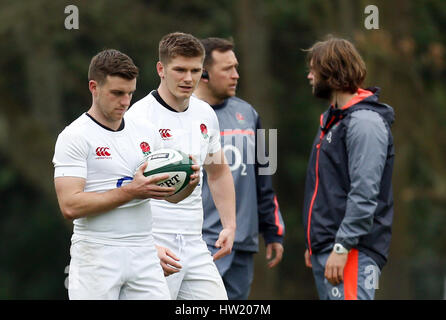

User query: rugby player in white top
[52,49,199,300]
[126,32,236,300]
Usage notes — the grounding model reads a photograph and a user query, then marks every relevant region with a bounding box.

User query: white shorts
[68,241,170,300]
[154,233,228,300]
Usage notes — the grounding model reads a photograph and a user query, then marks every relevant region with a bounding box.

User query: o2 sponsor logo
[223,145,247,176]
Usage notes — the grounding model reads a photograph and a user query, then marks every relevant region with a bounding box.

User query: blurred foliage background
[0,0,445,299]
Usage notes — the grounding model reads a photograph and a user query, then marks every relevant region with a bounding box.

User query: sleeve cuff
[335,238,355,251]
[264,234,284,245]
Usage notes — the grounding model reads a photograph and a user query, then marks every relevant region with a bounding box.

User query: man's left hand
[213,227,235,261]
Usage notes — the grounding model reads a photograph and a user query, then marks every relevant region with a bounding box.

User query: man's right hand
[304,249,312,268]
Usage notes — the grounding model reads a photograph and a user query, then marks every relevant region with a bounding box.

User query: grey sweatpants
[310,249,381,300]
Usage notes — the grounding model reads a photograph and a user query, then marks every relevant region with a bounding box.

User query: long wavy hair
[305,36,366,94]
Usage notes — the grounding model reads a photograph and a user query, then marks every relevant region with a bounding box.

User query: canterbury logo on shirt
[95,147,111,157]
[159,129,172,140]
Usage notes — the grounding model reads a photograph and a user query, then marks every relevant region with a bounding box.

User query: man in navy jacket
[302,36,395,300]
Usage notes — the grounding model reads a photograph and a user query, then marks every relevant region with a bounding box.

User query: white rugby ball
[142,149,193,194]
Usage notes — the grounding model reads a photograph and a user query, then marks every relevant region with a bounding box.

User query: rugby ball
[142,149,194,194]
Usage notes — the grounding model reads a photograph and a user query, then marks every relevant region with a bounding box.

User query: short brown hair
[88,49,139,84]
[200,37,234,69]
[306,36,366,93]
[159,32,205,64]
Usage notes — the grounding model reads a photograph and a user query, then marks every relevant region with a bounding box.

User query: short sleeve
[53,130,89,178]
[207,109,221,155]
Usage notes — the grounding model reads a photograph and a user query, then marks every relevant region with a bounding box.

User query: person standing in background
[195,37,285,300]
[302,36,395,300]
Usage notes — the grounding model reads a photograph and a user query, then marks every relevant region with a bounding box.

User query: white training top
[53,113,162,246]
[126,91,221,234]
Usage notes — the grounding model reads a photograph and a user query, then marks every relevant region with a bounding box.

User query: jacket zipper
[306,114,336,255]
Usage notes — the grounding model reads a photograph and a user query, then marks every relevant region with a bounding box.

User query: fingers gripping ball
[141,149,194,194]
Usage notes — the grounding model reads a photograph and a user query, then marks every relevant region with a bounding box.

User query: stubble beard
[209,81,235,102]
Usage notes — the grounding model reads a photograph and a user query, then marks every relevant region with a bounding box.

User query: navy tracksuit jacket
[303,87,395,270]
